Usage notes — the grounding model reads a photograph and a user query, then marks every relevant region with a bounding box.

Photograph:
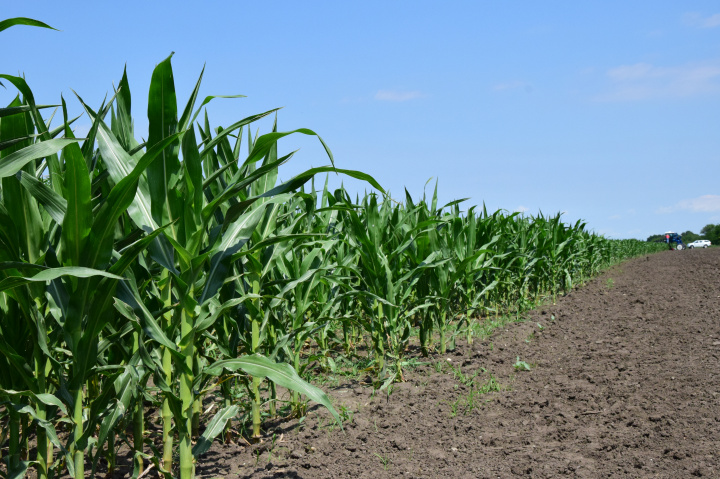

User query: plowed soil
[197,248,720,478]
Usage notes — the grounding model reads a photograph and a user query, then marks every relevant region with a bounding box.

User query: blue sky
[3,1,719,239]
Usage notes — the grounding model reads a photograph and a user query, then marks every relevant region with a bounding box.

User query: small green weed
[432,360,446,374]
[513,357,532,371]
[449,363,480,386]
[374,452,390,470]
[338,404,354,424]
[446,371,503,417]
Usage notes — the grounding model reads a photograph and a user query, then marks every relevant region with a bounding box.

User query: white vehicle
[688,240,711,249]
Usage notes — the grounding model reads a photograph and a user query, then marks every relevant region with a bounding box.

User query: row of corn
[0,18,666,479]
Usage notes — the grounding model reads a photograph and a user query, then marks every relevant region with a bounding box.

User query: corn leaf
[0,17,58,33]
[0,138,80,179]
[206,354,339,424]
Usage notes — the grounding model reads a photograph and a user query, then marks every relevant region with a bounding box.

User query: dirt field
[197,247,720,478]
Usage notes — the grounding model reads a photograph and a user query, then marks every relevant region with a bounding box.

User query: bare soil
[198,248,720,478]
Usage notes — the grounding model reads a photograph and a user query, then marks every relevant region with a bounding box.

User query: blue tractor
[665,231,685,250]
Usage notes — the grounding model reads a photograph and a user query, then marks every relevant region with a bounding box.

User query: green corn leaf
[242,128,335,168]
[0,75,54,146]
[0,134,38,151]
[191,405,239,458]
[201,151,296,222]
[113,66,135,151]
[251,115,278,198]
[159,233,193,272]
[178,65,205,132]
[199,158,234,190]
[0,105,57,119]
[222,167,384,226]
[109,225,172,275]
[193,294,261,334]
[1,98,44,265]
[112,289,191,378]
[206,354,339,424]
[0,389,68,416]
[0,138,80,178]
[193,95,246,124]
[84,130,182,270]
[94,400,126,468]
[79,96,181,230]
[147,53,182,241]
[198,109,279,157]
[60,96,93,267]
[7,401,67,456]
[0,262,46,273]
[0,17,58,32]
[94,369,135,452]
[16,170,67,224]
[0,267,123,293]
[84,183,141,271]
[7,459,32,479]
[229,233,324,263]
[113,296,177,353]
[181,126,203,230]
[200,196,290,304]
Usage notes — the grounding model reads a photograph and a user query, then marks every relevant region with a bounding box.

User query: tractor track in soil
[195,248,720,478]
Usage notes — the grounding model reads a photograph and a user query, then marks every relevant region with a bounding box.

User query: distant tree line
[647,224,720,244]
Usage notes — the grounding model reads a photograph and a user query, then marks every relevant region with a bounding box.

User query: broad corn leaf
[206,354,339,424]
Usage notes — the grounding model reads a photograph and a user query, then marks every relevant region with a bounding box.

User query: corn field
[0,17,666,479]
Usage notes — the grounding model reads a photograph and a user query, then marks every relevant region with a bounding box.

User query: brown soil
[196,248,720,478]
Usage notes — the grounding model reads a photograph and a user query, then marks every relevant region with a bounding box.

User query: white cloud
[493,81,533,93]
[514,205,529,213]
[609,214,622,220]
[374,90,424,102]
[656,194,720,214]
[596,59,720,101]
[683,12,720,29]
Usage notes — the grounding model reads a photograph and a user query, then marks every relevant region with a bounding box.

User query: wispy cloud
[596,59,720,101]
[374,90,424,102]
[514,205,529,213]
[493,81,533,93]
[656,194,720,214]
[683,12,720,29]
